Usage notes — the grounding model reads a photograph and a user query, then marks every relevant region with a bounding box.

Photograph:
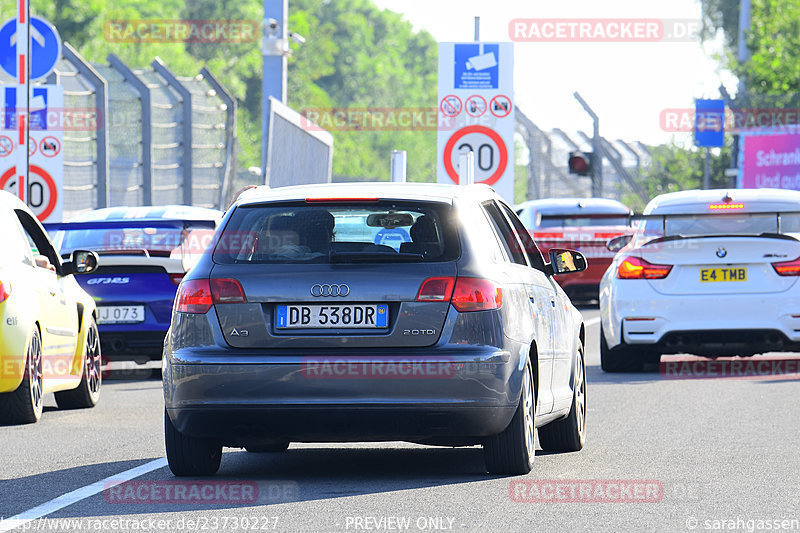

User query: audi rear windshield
[213,201,460,264]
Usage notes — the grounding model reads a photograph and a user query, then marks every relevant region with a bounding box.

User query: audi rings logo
[310,284,350,297]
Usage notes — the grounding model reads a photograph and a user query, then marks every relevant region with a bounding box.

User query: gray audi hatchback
[163,183,588,476]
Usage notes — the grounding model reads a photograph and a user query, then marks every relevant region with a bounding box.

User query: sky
[372,0,737,147]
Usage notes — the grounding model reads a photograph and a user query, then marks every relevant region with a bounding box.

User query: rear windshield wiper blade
[328,251,424,263]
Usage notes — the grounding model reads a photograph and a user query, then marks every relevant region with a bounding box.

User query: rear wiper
[328,251,424,263]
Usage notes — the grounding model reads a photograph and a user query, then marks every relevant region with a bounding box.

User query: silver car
[163,183,588,475]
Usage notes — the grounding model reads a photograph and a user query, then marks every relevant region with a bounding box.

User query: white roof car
[599,188,800,371]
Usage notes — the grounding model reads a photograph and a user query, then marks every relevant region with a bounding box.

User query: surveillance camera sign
[438,42,514,202]
[454,43,499,90]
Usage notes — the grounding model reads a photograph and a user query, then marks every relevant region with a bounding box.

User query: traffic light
[568,151,592,176]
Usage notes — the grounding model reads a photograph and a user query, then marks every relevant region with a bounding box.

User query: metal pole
[108,53,152,205]
[261,0,288,185]
[63,42,110,209]
[573,92,602,197]
[201,67,238,209]
[458,151,475,186]
[151,57,192,206]
[704,148,710,189]
[474,17,480,41]
[390,150,407,182]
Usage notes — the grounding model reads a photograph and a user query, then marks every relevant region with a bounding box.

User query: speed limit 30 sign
[443,125,508,185]
[437,42,515,201]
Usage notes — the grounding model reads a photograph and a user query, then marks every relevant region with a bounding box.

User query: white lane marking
[0,458,168,532]
[584,317,600,327]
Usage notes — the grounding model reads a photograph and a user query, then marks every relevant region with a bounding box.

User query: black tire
[0,327,44,424]
[538,341,586,452]
[245,441,290,453]
[164,410,222,476]
[55,318,101,409]
[600,324,644,372]
[483,357,536,475]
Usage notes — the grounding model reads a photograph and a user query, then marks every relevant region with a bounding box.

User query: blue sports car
[49,206,222,362]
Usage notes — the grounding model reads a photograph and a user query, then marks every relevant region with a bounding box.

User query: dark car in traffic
[163,183,588,476]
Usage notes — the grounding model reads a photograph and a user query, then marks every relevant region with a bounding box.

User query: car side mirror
[606,234,632,252]
[64,250,99,275]
[548,248,587,275]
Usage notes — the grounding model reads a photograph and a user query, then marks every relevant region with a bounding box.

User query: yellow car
[0,191,101,424]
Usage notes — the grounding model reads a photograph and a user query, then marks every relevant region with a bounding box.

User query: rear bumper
[100,330,166,360]
[602,281,800,355]
[163,346,522,445]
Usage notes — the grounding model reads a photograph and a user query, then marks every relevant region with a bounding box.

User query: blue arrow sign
[0,16,62,81]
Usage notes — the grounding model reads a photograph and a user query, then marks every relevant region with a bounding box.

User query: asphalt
[2,307,799,533]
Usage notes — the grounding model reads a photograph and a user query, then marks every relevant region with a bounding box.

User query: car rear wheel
[483,357,535,475]
[0,327,44,424]
[164,410,222,476]
[245,441,290,453]
[600,324,644,372]
[538,340,586,452]
[55,318,101,409]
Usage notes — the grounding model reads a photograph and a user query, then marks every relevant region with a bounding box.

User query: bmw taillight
[0,280,10,303]
[210,278,246,303]
[617,256,673,279]
[416,277,456,301]
[175,279,213,314]
[772,257,800,276]
[451,277,503,312]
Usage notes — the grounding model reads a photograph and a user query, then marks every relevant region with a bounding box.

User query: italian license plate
[700,267,747,282]
[275,304,388,329]
[97,305,145,324]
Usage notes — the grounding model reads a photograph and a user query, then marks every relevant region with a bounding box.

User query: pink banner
[742,133,800,189]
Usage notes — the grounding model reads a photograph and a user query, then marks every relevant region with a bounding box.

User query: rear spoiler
[43,219,217,232]
[630,211,800,235]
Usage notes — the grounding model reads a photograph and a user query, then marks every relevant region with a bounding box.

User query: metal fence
[1,42,237,220]
[516,108,651,207]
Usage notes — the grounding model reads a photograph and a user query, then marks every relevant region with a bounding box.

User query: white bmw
[599,188,800,372]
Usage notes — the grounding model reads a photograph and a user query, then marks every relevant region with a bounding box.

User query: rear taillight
[617,256,673,279]
[772,257,800,276]
[210,278,246,303]
[0,280,10,303]
[451,277,503,312]
[175,279,212,314]
[416,277,456,301]
[169,273,185,285]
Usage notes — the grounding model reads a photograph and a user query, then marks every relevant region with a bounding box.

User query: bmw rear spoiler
[629,211,800,236]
